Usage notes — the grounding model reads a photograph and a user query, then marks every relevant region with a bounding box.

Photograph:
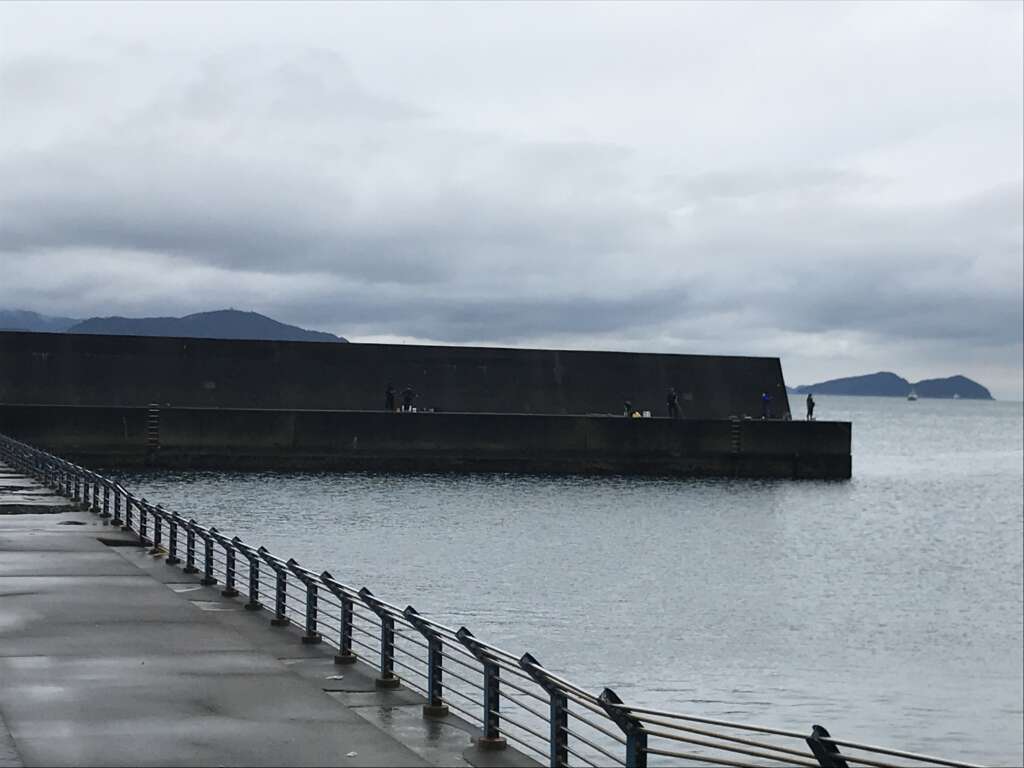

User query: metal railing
[0,432,984,768]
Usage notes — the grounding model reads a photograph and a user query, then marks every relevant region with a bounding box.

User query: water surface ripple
[114,396,1024,764]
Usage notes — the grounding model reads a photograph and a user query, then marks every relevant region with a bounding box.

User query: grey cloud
[0,12,1021,397]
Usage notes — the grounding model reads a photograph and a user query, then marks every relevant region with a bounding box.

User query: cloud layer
[1,2,1021,396]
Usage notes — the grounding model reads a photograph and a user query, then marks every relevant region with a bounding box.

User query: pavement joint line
[0,470,444,767]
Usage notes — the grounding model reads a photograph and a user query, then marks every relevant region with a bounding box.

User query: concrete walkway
[0,463,529,768]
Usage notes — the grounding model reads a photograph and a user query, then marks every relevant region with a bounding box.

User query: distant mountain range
[0,309,80,333]
[789,372,993,400]
[0,309,348,343]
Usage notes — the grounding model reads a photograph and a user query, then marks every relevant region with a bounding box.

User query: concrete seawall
[0,331,791,420]
[0,404,851,479]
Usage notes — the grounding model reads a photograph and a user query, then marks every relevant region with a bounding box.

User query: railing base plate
[475,737,507,751]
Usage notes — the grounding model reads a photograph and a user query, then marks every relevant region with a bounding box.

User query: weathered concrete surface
[0,405,852,479]
[0,467,80,515]
[0,330,791,420]
[0,465,536,767]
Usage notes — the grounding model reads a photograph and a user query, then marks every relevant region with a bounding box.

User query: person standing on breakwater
[761,391,772,419]
[401,385,417,412]
[806,392,815,421]
[385,383,396,412]
[666,387,680,418]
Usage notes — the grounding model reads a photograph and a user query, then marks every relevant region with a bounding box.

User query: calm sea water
[113,396,1024,764]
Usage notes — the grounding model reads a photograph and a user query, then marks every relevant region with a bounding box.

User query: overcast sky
[1,1,1021,398]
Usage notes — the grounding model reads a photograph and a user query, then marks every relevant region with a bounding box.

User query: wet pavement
[0,462,538,767]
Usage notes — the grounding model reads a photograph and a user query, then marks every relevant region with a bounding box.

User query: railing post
[165,512,181,565]
[110,486,124,527]
[259,548,290,627]
[807,725,850,768]
[359,587,400,689]
[598,688,647,768]
[198,526,217,586]
[405,606,449,718]
[320,571,356,665]
[210,530,238,598]
[456,627,507,751]
[182,519,199,574]
[234,540,262,610]
[138,496,149,544]
[147,503,163,556]
[91,478,100,513]
[123,494,134,531]
[101,483,111,519]
[520,652,568,767]
[286,560,322,644]
[73,472,81,502]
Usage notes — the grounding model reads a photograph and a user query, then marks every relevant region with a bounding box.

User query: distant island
[0,308,348,343]
[789,371,993,400]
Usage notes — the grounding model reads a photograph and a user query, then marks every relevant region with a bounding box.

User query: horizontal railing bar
[623,706,809,740]
[440,685,482,708]
[492,674,549,705]
[638,713,816,758]
[389,656,428,680]
[489,708,549,745]
[819,740,983,768]
[645,745,768,768]
[349,623,380,641]
[491,656,550,685]
[392,645,429,665]
[392,630,431,651]
[435,666,484,691]
[439,697,483,725]
[642,726,817,767]
[500,693,550,724]
[562,741,605,768]
[498,730,549,761]
[559,725,625,765]
[382,646,429,667]
[560,687,611,719]
[437,649,484,674]
[348,636,379,656]
[565,708,627,744]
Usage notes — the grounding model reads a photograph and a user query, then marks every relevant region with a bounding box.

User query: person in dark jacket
[761,391,772,419]
[666,388,680,418]
[806,392,815,421]
[401,385,416,412]
[385,383,396,412]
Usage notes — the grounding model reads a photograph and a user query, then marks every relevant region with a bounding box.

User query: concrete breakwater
[0,404,851,478]
[0,331,848,478]
[0,330,790,419]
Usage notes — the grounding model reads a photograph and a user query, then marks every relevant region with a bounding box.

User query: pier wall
[0,404,851,478]
[0,331,791,420]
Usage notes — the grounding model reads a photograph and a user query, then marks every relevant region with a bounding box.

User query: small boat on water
[907,388,918,401]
